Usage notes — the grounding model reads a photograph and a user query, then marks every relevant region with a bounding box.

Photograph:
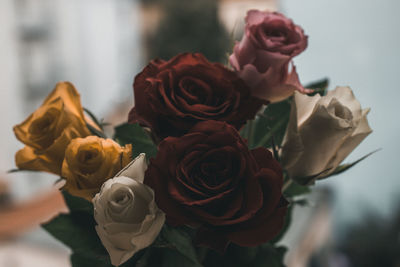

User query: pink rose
[230,10,311,103]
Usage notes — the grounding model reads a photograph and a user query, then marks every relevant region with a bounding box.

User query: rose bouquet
[11,10,372,267]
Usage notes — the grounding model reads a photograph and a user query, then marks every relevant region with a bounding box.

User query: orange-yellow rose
[13,82,97,175]
[62,136,132,201]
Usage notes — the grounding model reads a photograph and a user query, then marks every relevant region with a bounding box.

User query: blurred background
[0,0,399,266]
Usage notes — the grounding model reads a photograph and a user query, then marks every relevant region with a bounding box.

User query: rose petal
[93,166,165,266]
[227,198,288,246]
[116,153,148,183]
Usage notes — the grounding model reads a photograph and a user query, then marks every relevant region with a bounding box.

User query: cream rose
[280,86,372,184]
[93,153,165,266]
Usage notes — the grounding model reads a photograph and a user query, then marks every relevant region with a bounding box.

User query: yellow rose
[13,82,97,174]
[62,136,132,201]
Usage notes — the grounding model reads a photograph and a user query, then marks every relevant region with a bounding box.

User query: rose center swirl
[28,108,60,149]
[177,147,241,199]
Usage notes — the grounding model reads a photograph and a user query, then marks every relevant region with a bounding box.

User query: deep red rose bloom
[129,53,265,139]
[144,120,287,251]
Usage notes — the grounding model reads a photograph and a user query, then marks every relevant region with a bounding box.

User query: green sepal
[203,243,287,267]
[84,108,104,130]
[284,182,311,198]
[113,123,157,159]
[41,212,108,260]
[320,149,380,179]
[61,190,93,213]
[86,123,107,138]
[7,168,33,173]
[270,204,293,245]
[70,253,111,267]
[41,191,111,266]
[305,78,329,96]
[252,100,291,149]
[159,226,203,267]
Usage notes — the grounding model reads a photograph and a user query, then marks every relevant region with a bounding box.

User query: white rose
[280,86,372,184]
[93,153,165,266]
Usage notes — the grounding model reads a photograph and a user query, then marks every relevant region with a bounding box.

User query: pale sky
[282,0,400,230]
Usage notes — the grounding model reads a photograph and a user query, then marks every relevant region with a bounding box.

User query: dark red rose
[129,53,265,139]
[144,120,287,251]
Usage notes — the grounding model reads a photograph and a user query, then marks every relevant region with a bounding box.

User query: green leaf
[270,204,293,245]
[135,248,162,267]
[253,100,291,149]
[239,121,250,140]
[7,168,44,173]
[84,108,104,131]
[114,123,157,159]
[70,253,112,267]
[7,168,28,173]
[283,182,311,198]
[305,78,329,96]
[290,150,379,186]
[62,191,93,214]
[293,167,333,186]
[203,243,286,267]
[160,226,203,267]
[44,193,164,267]
[252,244,287,267]
[131,227,203,267]
[251,78,329,149]
[120,249,148,267]
[69,230,149,267]
[42,192,114,266]
[42,212,109,259]
[161,249,202,267]
[86,123,107,138]
[42,192,112,266]
[42,193,109,263]
[83,107,107,138]
[290,198,310,207]
[320,149,380,179]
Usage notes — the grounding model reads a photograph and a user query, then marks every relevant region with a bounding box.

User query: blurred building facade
[0,1,143,266]
[0,0,141,199]
[138,0,277,63]
[218,0,277,33]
